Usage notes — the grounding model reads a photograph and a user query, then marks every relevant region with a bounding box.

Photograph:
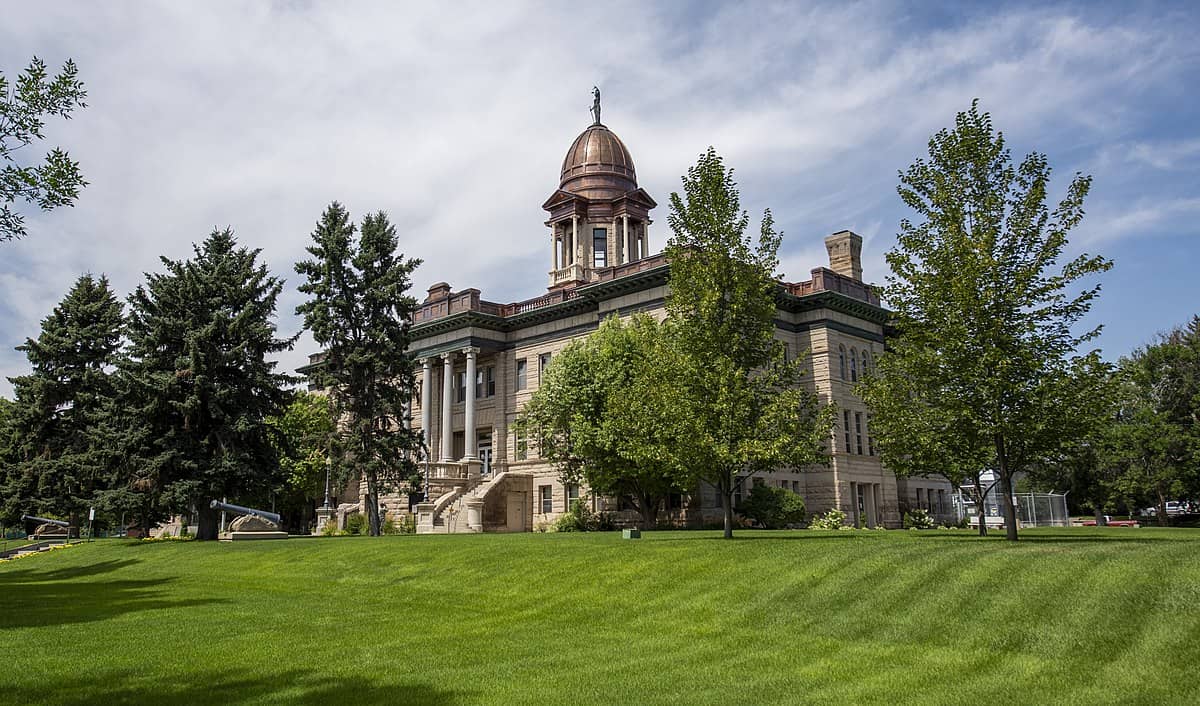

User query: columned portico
[440,351,454,462]
[463,346,479,459]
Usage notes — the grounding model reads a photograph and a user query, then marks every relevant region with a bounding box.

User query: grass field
[2,528,1198,705]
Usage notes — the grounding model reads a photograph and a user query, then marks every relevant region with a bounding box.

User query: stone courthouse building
[304,101,954,532]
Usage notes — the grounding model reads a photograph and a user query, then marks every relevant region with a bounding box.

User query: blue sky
[1,1,1198,395]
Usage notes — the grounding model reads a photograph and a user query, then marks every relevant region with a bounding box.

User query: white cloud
[0,1,1197,394]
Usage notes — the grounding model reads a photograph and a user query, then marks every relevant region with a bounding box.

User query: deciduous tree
[664,147,832,539]
[524,314,683,529]
[859,101,1112,541]
[1,57,88,242]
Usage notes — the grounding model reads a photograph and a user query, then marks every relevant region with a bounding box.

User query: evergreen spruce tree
[2,274,123,527]
[121,229,293,539]
[295,204,423,536]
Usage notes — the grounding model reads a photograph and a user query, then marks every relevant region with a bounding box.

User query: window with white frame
[538,352,552,377]
[514,420,529,461]
[476,365,495,398]
[516,358,527,391]
[539,485,553,514]
[565,483,580,507]
[455,370,466,403]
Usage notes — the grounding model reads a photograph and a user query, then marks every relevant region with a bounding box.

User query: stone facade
[300,111,954,532]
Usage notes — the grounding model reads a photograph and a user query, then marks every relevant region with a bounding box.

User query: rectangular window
[593,228,607,268]
[866,414,875,456]
[539,485,553,514]
[855,412,863,455]
[516,358,527,391]
[413,381,421,408]
[843,410,852,453]
[792,481,800,494]
[514,420,528,461]
[455,371,466,403]
[475,365,496,399]
[566,484,580,507]
[538,352,552,377]
[916,488,924,510]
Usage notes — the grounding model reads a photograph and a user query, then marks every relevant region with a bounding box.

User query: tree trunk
[636,492,658,530]
[976,492,987,537]
[365,471,381,536]
[196,505,219,541]
[995,435,1019,542]
[1156,484,1168,528]
[720,476,734,539]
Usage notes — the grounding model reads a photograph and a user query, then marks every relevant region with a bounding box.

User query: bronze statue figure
[591,86,601,125]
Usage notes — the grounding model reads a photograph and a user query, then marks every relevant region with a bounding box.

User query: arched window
[838,345,847,381]
[849,347,858,382]
[861,350,870,377]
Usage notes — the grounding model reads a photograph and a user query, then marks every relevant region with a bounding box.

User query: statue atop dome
[590,86,601,125]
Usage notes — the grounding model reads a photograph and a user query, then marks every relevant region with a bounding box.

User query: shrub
[554,499,598,532]
[737,485,806,529]
[319,521,345,537]
[903,509,935,529]
[809,508,848,530]
[344,513,368,536]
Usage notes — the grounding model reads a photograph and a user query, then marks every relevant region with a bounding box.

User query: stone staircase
[417,468,528,534]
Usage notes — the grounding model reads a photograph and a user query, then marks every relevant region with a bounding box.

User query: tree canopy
[859,100,1112,540]
[2,274,123,526]
[1,57,88,242]
[119,229,293,539]
[524,314,684,529]
[663,147,832,538]
[295,203,423,536]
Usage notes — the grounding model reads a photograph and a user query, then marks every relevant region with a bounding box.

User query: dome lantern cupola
[542,89,657,290]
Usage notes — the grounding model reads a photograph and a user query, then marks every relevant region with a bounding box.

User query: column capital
[440,350,455,362]
[461,346,480,357]
[419,357,433,367]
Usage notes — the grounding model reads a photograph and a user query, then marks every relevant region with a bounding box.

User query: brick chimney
[824,230,863,282]
[425,282,451,302]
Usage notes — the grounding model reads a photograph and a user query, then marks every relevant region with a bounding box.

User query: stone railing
[589,253,668,284]
[785,267,880,306]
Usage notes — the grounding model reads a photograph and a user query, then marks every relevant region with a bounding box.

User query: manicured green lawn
[1,528,1198,705]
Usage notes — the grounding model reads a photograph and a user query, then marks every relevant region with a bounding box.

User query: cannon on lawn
[209,500,287,541]
[21,514,72,540]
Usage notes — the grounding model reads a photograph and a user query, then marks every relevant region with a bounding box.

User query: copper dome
[559,124,638,200]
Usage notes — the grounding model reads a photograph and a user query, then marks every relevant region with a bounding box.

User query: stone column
[552,228,559,271]
[622,214,630,264]
[463,346,478,459]
[572,215,580,265]
[644,221,650,256]
[440,351,454,462]
[610,218,618,267]
[420,358,433,455]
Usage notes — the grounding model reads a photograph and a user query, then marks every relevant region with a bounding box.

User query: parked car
[1142,501,1187,516]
